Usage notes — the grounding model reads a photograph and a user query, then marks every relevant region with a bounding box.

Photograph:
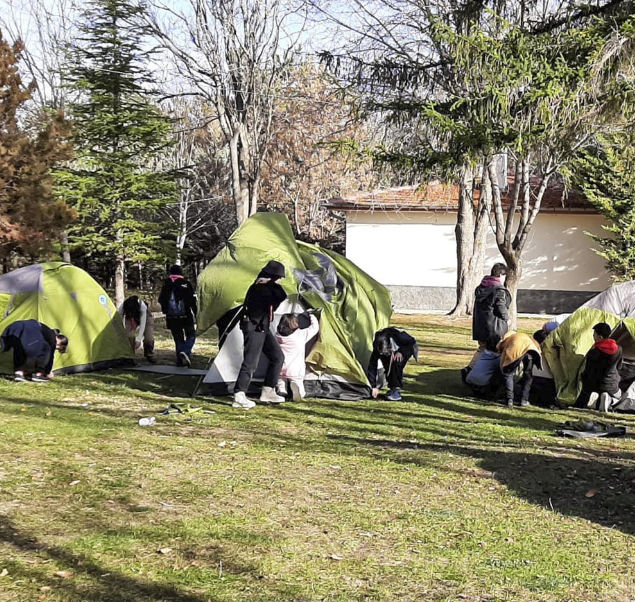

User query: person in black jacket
[158,265,198,367]
[1,320,68,382]
[367,327,418,401]
[462,263,511,382]
[574,322,623,412]
[233,260,288,409]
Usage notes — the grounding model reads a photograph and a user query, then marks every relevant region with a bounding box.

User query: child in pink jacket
[276,312,320,401]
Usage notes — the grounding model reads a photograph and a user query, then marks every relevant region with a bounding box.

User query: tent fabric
[541,307,621,404]
[582,281,635,317]
[0,262,134,375]
[197,213,393,399]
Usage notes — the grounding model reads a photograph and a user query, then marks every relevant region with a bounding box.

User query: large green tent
[197,213,392,399]
[0,262,134,374]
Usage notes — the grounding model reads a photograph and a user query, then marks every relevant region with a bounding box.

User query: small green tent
[0,262,134,374]
[197,213,392,399]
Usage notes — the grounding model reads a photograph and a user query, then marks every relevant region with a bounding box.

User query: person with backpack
[118,296,155,363]
[367,327,418,400]
[158,265,198,367]
[233,260,288,409]
[1,319,68,382]
[461,262,512,382]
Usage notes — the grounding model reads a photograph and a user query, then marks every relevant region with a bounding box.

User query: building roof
[325,177,596,214]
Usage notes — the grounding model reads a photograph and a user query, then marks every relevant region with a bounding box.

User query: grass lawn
[1,314,635,602]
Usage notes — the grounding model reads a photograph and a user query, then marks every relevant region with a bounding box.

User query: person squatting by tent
[118,296,155,364]
[497,331,542,408]
[462,263,512,382]
[574,322,623,412]
[367,327,418,401]
[275,311,320,401]
[233,260,288,409]
[1,319,68,382]
[159,265,198,368]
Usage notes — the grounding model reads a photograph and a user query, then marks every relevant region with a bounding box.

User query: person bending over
[276,311,320,401]
[1,319,68,382]
[367,327,418,401]
[574,322,623,412]
[496,331,542,408]
[233,260,288,409]
[118,295,155,363]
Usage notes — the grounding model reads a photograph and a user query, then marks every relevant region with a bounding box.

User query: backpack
[166,288,186,317]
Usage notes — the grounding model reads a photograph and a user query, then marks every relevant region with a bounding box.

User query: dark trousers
[502,354,534,403]
[235,327,284,393]
[381,351,412,389]
[169,320,196,360]
[6,336,50,373]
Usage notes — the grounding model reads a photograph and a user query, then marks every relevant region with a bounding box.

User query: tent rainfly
[0,262,134,374]
[197,213,393,400]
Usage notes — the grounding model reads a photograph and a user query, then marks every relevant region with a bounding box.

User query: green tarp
[197,213,392,392]
[0,262,133,374]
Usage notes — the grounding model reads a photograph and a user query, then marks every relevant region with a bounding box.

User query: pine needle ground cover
[1,315,635,602]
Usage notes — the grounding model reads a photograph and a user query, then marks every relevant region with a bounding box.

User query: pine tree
[572,133,635,281]
[59,0,176,305]
[0,32,73,259]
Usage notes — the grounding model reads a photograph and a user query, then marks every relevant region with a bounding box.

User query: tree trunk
[502,254,521,330]
[114,256,125,307]
[60,231,71,263]
[449,163,487,317]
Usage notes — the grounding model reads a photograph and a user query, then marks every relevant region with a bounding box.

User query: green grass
[1,314,635,601]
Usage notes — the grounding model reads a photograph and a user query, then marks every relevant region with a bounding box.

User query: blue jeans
[169,321,196,359]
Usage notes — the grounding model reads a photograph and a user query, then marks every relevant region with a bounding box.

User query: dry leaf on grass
[329,554,343,561]
[585,489,598,498]
[40,586,51,593]
[69,480,80,487]
[158,547,172,555]
[0,568,8,577]
[54,570,73,579]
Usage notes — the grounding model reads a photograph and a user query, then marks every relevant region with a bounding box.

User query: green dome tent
[197,213,392,400]
[0,262,134,374]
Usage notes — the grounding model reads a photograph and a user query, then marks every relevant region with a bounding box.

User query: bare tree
[148,0,306,225]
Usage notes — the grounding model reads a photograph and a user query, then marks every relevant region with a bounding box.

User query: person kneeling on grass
[496,331,542,408]
[275,311,320,401]
[1,319,68,382]
[367,328,418,401]
[574,322,623,412]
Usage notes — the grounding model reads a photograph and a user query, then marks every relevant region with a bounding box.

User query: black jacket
[158,276,198,327]
[241,280,287,332]
[367,327,417,387]
[581,341,623,394]
[472,278,511,348]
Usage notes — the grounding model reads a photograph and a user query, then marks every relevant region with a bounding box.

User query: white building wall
[346,211,612,292]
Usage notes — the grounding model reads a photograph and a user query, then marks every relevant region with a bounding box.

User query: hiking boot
[460,366,471,384]
[520,398,530,407]
[32,373,50,383]
[598,392,612,412]
[14,372,26,383]
[290,381,303,402]
[232,392,256,409]
[506,398,514,408]
[146,355,157,364]
[385,388,402,401]
[260,386,285,404]
[179,352,191,368]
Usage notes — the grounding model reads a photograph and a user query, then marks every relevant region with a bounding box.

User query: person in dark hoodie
[158,265,198,367]
[233,260,288,409]
[574,322,623,412]
[1,320,68,382]
[367,327,418,401]
[462,263,512,381]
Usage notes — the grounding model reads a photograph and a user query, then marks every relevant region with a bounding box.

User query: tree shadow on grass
[0,514,213,602]
[323,435,635,537]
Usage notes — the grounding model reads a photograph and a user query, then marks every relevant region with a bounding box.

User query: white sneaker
[588,392,599,408]
[290,381,303,402]
[598,392,612,412]
[260,386,285,404]
[232,391,256,409]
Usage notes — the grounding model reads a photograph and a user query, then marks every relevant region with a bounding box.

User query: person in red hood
[574,322,623,412]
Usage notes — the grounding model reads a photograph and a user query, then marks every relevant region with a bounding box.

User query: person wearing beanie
[574,322,623,412]
[1,319,68,382]
[461,263,511,383]
[158,264,198,367]
[233,260,288,409]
